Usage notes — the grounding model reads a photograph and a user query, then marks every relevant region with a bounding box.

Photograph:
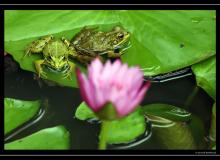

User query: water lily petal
[76,69,97,111]
[76,58,151,119]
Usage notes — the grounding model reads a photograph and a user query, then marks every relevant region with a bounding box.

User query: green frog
[62,26,131,64]
[25,26,130,78]
[25,35,76,79]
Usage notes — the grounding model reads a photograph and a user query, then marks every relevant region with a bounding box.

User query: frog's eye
[117,33,124,39]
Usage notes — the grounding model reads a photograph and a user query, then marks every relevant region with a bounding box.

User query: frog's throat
[44,63,70,73]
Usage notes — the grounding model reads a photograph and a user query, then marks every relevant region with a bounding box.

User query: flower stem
[99,120,110,150]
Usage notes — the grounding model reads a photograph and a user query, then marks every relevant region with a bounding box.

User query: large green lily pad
[5,10,215,88]
[4,125,70,150]
[4,98,41,135]
[75,102,146,144]
[192,55,216,100]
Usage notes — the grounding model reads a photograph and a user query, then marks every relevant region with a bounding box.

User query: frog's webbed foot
[62,62,75,80]
[35,60,47,79]
[23,46,35,59]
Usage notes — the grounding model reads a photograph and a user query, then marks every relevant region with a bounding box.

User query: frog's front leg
[34,60,47,78]
[24,35,53,57]
[63,61,75,80]
[107,51,121,58]
[61,37,78,57]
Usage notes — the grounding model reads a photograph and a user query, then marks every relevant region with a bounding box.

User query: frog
[61,26,131,65]
[25,35,76,79]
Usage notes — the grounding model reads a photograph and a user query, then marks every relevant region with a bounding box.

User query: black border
[2,5,219,157]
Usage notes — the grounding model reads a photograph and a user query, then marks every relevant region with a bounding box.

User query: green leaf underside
[75,102,146,144]
[142,103,191,122]
[4,125,70,150]
[152,121,197,149]
[4,98,41,135]
[191,55,216,100]
[142,103,206,149]
[5,10,216,88]
[148,114,205,149]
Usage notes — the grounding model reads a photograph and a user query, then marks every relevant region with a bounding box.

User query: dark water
[4,55,214,150]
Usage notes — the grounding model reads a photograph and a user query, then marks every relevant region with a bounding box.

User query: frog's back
[43,40,68,56]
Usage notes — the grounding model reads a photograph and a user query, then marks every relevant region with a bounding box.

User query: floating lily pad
[74,101,97,120]
[5,10,215,87]
[75,102,146,144]
[4,125,70,150]
[105,108,146,144]
[4,98,41,135]
[142,103,191,122]
[192,55,216,100]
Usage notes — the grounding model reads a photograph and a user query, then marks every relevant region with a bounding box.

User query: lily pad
[192,55,216,100]
[75,102,146,144]
[120,10,216,75]
[4,98,41,135]
[5,10,215,87]
[105,108,146,144]
[74,101,97,120]
[142,103,191,122]
[4,125,70,150]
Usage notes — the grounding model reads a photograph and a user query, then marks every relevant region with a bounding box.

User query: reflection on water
[4,55,214,149]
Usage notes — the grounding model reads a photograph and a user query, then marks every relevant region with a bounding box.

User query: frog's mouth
[114,40,131,54]
[45,63,70,73]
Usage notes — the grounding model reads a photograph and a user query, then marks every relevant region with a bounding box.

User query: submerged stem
[184,85,200,108]
[98,120,110,150]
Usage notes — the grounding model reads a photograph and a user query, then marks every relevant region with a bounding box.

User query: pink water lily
[76,58,151,118]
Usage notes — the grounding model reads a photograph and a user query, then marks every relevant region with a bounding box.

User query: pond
[4,10,216,151]
[4,54,214,150]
